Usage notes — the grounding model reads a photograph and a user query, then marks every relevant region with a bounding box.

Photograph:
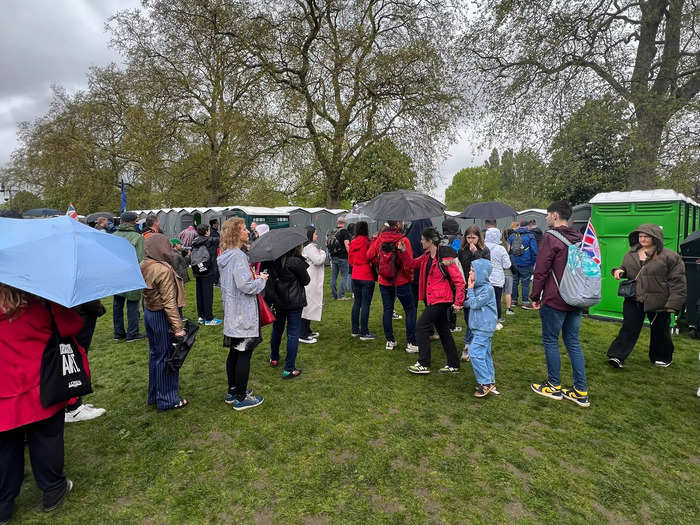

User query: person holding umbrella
[140,234,188,411]
[218,218,267,411]
[0,285,78,521]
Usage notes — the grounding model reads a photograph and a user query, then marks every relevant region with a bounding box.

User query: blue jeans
[330,257,349,299]
[113,294,140,338]
[462,308,474,345]
[379,283,416,344]
[351,279,375,335]
[512,265,533,304]
[539,305,588,391]
[469,331,495,384]
[270,308,302,372]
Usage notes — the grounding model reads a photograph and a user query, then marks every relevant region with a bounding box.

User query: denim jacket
[218,248,266,338]
[465,258,498,335]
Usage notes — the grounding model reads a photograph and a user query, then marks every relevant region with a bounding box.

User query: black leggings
[226,337,262,401]
[494,286,503,319]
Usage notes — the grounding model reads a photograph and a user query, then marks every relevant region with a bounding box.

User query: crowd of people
[0,200,690,523]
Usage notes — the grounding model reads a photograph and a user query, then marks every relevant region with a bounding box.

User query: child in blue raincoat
[466,258,499,398]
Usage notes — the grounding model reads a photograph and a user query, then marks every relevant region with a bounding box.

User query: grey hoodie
[218,248,267,338]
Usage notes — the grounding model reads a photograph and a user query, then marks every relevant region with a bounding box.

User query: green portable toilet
[589,189,700,322]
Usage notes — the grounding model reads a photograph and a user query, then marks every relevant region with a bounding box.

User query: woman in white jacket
[300,226,327,343]
[484,228,512,329]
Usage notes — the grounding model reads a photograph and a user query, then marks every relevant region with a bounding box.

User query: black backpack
[511,233,527,257]
[326,228,345,256]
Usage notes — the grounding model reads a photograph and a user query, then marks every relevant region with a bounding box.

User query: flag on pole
[66,203,78,220]
[120,179,127,213]
[581,219,601,265]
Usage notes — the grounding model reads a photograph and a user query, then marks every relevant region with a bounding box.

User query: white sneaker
[450,326,462,333]
[495,323,503,330]
[65,404,106,423]
[299,336,318,344]
[506,309,515,315]
[405,343,419,353]
[392,312,402,320]
[385,340,397,350]
[654,360,672,367]
[697,386,700,398]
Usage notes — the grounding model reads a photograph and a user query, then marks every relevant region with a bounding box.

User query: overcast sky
[0,0,487,204]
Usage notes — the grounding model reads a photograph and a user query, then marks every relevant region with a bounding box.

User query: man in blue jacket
[508,220,537,309]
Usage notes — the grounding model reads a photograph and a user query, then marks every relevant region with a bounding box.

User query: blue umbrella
[0,216,146,307]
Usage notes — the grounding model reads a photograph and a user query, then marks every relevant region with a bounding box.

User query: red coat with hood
[408,247,466,306]
[0,300,82,431]
[348,235,375,281]
[530,225,583,311]
[367,229,414,286]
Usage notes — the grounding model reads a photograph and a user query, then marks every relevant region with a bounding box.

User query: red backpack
[377,241,401,282]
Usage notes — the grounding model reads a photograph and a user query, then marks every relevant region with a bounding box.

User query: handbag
[166,319,199,373]
[258,293,276,326]
[39,303,93,408]
[617,279,637,298]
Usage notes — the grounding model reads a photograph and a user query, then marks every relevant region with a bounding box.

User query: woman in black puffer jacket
[265,245,310,378]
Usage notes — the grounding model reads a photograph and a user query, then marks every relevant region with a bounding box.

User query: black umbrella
[360,190,445,221]
[85,211,116,223]
[247,227,308,263]
[457,202,516,219]
[166,319,199,373]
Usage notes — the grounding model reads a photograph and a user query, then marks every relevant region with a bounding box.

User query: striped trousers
[144,309,180,410]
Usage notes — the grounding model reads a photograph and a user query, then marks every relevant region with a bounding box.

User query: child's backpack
[510,233,526,257]
[545,230,602,308]
[377,241,401,282]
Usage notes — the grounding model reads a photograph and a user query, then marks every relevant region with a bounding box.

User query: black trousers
[195,275,215,321]
[226,337,262,401]
[416,303,460,368]
[300,318,313,338]
[0,410,67,520]
[494,286,503,319]
[607,298,674,364]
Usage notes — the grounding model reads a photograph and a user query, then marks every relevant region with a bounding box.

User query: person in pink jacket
[398,227,465,374]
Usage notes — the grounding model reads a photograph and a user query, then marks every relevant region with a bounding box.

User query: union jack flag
[66,203,78,220]
[581,219,601,265]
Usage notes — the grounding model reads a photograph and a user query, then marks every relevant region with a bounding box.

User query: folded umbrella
[360,190,445,221]
[457,202,516,219]
[0,216,146,307]
[246,227,308,263]
[166,319,199,373]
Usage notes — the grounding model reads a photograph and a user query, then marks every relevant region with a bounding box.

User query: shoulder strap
[545,229,572,247]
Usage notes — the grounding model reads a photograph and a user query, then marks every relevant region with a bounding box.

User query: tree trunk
[325,166,341,208]
[207,143,220,206]
[628,104,666,190]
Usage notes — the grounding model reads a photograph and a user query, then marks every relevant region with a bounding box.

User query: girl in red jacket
[348,221,376,339]
[398,227,465,374]
[0,285,77,521]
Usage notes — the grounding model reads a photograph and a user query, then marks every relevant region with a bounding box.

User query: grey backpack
[546,230,602,308]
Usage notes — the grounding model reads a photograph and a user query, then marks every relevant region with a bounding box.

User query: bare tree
[465,0,700,189]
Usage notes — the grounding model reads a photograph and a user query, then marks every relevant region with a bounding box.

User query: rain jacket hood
[484,228,502,246]
[629,223,664,253]
[471,258,492,287]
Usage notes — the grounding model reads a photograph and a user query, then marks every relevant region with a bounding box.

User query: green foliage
[2,190,43,213]
[9,279,700,524]
[544,97,631,205]
[343,139,417,204]
[445,166,502,211]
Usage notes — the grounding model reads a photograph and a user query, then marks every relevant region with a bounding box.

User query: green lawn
[13,280,700,524]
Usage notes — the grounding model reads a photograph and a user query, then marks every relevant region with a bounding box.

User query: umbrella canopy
[247,227,308,263]
[85,211,116,223]
[24,208,61,217]
[0,216,146,307]
[360,190,445,221]
[457,202,517,219]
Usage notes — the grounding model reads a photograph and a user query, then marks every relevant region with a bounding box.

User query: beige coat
[302,243,326,321]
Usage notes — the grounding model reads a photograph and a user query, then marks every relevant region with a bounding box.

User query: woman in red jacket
[0,284,77,522]
[348,221,376,339]
[398,227,465,375]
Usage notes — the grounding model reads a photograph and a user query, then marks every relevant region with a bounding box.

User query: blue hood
[471,258,492,287]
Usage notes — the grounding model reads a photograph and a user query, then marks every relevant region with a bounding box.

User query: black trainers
[126,333,146,342]
[43,479,73,512]
[359,333,377,341]
[608,357,623,368]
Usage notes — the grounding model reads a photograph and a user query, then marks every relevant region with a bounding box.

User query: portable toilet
[570,204,592,234]
[223,206,290,230]
[517,209,547,231]
[588,189,699,322]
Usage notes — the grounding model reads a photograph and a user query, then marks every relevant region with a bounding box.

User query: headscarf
[144,233,173,265]
[255,224,270,237]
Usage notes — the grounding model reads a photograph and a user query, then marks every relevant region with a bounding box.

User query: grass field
[12,279,700,524]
